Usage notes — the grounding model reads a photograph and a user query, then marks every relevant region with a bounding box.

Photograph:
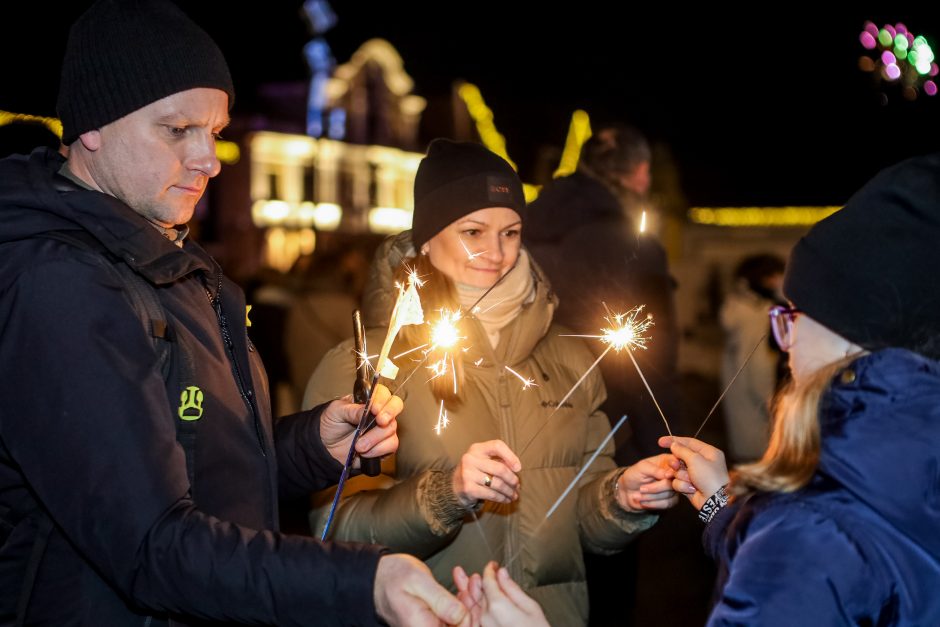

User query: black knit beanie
[57,0,234,146]
[784,152,940,355]
[412,139,526,250]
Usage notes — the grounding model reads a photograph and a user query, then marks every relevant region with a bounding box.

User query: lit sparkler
[425,308,464,392]
[375,271,425,380]
[555,306,654,413]
[322,269,425,540]
[568,305,670,435]
[594,306,654,352]
[518,305,661,458]
[430,308,462,349]
[383,307,467,433]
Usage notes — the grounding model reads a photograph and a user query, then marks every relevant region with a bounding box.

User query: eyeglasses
[768,305,802,351]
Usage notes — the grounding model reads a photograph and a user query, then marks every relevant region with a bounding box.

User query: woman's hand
[615,454,679,512]
[658,436,730,510]
[454,563,548,627]
[452,440,521,508]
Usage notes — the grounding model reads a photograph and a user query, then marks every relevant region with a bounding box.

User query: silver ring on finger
[483,473,492,488]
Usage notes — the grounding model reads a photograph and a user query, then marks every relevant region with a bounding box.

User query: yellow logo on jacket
[178,386,205,421]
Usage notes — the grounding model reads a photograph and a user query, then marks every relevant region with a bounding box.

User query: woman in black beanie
[304,139,678,626]
[658,153,940,625]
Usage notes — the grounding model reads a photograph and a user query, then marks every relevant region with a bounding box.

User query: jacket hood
[0,148,213,284]
[818,348,940,558]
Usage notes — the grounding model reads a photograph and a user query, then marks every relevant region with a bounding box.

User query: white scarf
[456,250,534,349]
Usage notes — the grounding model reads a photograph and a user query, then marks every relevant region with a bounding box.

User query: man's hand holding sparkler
[658,436,730,510]
[320,384,402,469]
[613,454,680,512]
[452,440,522,508]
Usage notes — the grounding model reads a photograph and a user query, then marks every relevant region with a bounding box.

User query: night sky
[4,2,940,206]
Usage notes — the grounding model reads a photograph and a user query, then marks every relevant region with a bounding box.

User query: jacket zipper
[496,369,518,578]
[203,273,267,457]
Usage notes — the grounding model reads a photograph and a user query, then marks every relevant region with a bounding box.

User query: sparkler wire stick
[466,256,521,315]
[390,353,433,396]
[625,348,672,436]
[518,344,612,457]
[505,414,629,568]
[321,370,381,540]
[693,332,768,439]
[353,311,382,478]
[466,506,496,560]
[322,276,425,539]
[392,343,428,360]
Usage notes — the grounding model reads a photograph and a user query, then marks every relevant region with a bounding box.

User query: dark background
[3,2,940,206]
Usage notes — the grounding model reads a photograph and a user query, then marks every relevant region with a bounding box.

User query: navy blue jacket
[0,148,383,626]
[704,348,940,625]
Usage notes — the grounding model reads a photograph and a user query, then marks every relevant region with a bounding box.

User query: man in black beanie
[0,1,467,626]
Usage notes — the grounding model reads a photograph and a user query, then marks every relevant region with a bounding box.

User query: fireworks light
[859,21,938,101]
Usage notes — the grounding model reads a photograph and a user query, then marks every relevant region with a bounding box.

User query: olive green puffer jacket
[304,232,656,626]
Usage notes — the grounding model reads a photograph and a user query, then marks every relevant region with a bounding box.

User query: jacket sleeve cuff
[418,470,468,537]
[275,403,346,498]
[600,468,658,528]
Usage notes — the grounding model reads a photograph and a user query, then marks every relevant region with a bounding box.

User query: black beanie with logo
[412,139,526,250]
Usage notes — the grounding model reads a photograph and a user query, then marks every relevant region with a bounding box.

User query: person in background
[719,253,785,462]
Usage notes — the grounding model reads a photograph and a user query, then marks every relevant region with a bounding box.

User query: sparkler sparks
[434,399,450,434]
[429,309,462,349]
[427,359,449,381]
[425,309,465,397]
[504,365,537,390]
[598,306,654,352]
[354,350,378,376]
[458,236,486,261]
[404,265,426,288]
[560,306,654,353]
[519,305,665,458]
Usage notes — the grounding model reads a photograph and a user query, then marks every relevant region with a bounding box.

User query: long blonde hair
[731,353,861,496]
[392,253,465,406]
